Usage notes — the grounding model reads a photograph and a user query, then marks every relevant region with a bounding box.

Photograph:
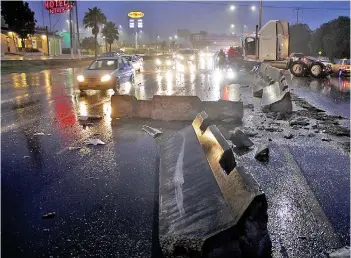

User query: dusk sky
[28,1,350,42]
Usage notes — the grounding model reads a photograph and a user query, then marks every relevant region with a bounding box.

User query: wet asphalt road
[1,61,350,257]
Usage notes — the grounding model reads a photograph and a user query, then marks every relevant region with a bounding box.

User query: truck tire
[309,62,323,78]
[290,61,306,77]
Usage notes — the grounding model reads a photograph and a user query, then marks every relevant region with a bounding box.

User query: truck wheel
[310,62,323,78]
[290,61,306,77]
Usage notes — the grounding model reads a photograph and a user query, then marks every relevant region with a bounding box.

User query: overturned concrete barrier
[261,81,292,113]
[111,95,243,121]
[159,112,270,257]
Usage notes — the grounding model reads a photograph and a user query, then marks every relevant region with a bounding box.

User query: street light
[169,37,172,40]
[229,5,235,11]
[174,35,178,39]
[231,24,235,28]
[251,5,256,11]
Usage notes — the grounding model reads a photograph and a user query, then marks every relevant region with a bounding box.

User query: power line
[168,1,348,11]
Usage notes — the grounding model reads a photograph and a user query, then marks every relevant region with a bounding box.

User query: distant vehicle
[77,56,135,92]
[121,55,142,73]
[332,58,350,77]
[99,52,120,58]
[176,49,198,62]
[155,54,175,70]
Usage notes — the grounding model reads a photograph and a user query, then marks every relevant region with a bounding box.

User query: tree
[101,21,119,52]
[310,16,350,59]
[289,23,312,55]
[1,1,36,50]
[81,37,98,52]
[83,7,107,58]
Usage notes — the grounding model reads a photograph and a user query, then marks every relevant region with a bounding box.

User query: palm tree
[101,21,119,52]
[83,7,106,58]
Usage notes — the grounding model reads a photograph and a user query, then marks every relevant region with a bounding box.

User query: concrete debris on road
[87,139,106,146]
[255,144,269,163]
[42,212,56,219]
[78,115,102,121]
[229,129,254,149]
[322,138,332,142]
[290,119,310,126]
[265,127,283,132]
[23,156,30,159]
[283,133,294,139]
[68,147,82,151]
[328,246,350,258]
[142,125,163,138]
[33,132,51,136]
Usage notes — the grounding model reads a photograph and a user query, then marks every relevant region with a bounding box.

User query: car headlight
[101,74,111,82]
[77,75,85,82]
[156,59,161,65]
[166,60,171,66]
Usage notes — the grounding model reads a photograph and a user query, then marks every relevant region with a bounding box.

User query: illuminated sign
[44,1,74,14]
[128,11,144,19]
[129,19,135,28]
[137,19,143,28]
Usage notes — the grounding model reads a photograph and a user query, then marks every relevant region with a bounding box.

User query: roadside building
[1,18,62,56]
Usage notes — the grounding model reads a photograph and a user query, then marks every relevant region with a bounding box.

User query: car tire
[309,62,323,78]
[290,61,307,77]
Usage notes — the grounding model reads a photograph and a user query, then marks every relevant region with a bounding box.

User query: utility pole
[69,8,74,59]
[259,0,262,30]
[75,2,81,59]
[295,8,300,24]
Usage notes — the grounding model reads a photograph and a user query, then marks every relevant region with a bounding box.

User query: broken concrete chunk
[265,127,283,132]
[229,129,254,149]
[87,139,106,145]
[290,120,310,126]
[244,103,254,109]
[308,133,316,137]
[322,138,332,142]
[255,145,269,162]
[142,125,163,138]
[283,133,294,139]
[42,212,56,219]
[328,246,350,258]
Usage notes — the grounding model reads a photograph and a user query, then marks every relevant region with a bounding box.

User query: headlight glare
[77,75,85,82]
[101,74,111,82]
[156,59,161,65]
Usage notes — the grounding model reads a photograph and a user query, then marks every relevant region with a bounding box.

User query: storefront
[1,28,62,56]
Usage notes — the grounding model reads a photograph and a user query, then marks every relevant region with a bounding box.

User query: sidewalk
[1,54,94,61]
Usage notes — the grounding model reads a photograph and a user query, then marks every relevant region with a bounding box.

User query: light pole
[169,36,172,51]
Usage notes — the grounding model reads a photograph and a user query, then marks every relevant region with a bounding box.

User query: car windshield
[88,59,118,70]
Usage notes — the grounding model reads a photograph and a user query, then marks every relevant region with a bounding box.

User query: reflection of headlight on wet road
[156,59,161,65]
[166,60,171,66]
[227,70,236,79]
[190,55,194,60]
[177,63,185,72]
[213,69,222,82]
[101,74,111,82]
[77,75,85,82]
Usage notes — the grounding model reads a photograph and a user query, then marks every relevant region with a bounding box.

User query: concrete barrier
[111,95,243,121]
[261,81,292,113]
[159,112,270,257]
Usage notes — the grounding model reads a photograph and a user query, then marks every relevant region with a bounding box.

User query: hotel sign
[128,11,144,19]
[44,1,74,14]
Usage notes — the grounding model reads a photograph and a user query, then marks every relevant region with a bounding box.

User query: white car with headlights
[155,55,175,70]
[176,49,198,63]
[77,56,135,92]
[122,55,142,72]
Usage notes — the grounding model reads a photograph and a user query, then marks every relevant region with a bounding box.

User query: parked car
[122,55,142,72]
[332,58,350,77]
[77,56,135,92]
[289,55,332,78]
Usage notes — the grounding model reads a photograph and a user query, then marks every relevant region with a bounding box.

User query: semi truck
[241,20,331,78]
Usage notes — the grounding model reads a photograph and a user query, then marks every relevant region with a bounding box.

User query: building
[1,20,62,56]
